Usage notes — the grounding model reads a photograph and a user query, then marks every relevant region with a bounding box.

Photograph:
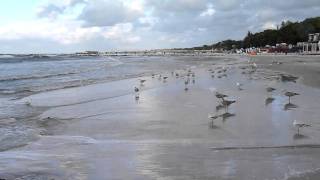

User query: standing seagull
[208,114,220,120]
[266,87,276,93]
[221,100,236,108]
[293,120,311,135]
[139,79,146,85]
[236,82,243,90]
[215,92,228,101]
[285,91,299,103]
[252,62,257,69]
[184,79,189,91]
[134,87,139,93]
[266,87,276,98]
[208,114,220,128]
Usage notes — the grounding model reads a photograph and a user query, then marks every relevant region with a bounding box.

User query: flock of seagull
[133,60,311,136]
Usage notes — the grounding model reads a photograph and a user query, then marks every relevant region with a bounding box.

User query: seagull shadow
[265,97,275,106]
[293,133,309,140]
[284,103,298,111]
[221,112,236,123]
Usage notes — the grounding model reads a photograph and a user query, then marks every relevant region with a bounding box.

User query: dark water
[0,55,172,96]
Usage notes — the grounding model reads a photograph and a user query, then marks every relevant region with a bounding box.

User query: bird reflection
[209,122,219,129]
[284,103,298,110]
[216,104,224,111]
[221,112,236,122]
[265,97,275,106]
[293,133,309,140]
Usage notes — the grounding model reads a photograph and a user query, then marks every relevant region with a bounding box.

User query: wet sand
[252,55,320,88]
[1,55,320,179]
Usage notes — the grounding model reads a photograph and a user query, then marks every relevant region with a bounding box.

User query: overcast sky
[0,0,320,53]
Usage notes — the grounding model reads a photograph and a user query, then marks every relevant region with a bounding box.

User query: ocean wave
[0,55,15,59]
[0,59,124,82]
[0,72,79,82]
[0,125,40,152]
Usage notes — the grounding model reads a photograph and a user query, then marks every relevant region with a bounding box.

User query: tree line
[190,16,320,50]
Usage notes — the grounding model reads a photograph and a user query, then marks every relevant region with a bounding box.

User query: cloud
[0,19,103,44]
[78,0,143,27]
[36,0,86,19]
[2,0,320,53]
[200,4,216,17]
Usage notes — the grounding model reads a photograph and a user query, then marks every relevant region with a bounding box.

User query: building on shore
[297,33,320,54]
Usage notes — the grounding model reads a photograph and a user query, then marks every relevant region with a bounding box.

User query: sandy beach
[1,55,320,179]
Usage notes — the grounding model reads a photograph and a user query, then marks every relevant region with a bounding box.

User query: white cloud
[0,20,101,44]
[200,5,216,17]
[102,23,141,43]
[78,0,143,27]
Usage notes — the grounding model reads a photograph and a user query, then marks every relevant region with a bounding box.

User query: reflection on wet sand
[293,133,309,140]
[265,97,275,106]
[284,103,298,110]
[221,112,236,123]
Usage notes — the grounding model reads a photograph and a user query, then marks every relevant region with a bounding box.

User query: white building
[299,33,320,53]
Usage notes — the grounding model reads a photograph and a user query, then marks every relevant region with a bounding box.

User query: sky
[0,0,320,53]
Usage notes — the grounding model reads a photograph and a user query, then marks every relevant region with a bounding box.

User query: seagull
[184,79,189,85]
[134,87,139,92]
[135,93,140,100]
[208,113,221,128]
[284,91,299,103]
[184,80,189,91]
[266,87,276,93]
[221,99,236,107]
[139,79,146,85]
[266,87,276,98]
[163,76,168,81]
[208,113,220,120]
[252,62,257,69]
[293,120,311,135]
[215,92,228,100]
[236,82,243,90]
[25,101,31,106]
